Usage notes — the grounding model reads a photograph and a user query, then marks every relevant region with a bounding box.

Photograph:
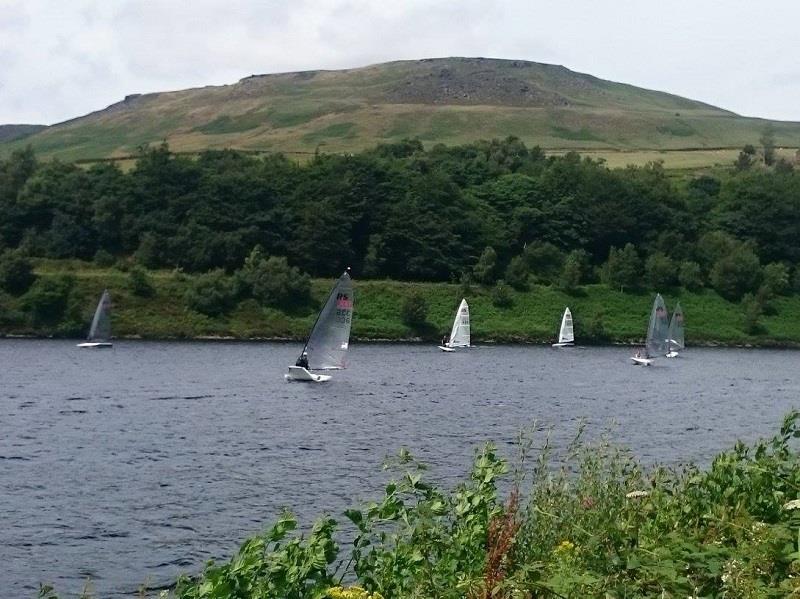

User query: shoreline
[3,332,800,350]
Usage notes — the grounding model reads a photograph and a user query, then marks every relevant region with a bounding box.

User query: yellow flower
[327,586,385,599]
[554,539,575,554]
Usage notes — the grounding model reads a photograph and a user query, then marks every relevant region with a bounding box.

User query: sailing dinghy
[438,298,470,352]
[77,289,113,348]
[552,307,574,347]
[666,301,685,358]
[285,270,354,382]
[631,293,669,366]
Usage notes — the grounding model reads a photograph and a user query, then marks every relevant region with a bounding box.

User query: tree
[0,250,36,295]
[678,261,704,290]
[21,275,76,326]
[760,124,776,166]
[644,252,676,289]
[472,247,498,285]
[601,244,641,291]
[401,291,428,328]
[523,242,564,284]
[734,145,756,171]
[710,245,762,301]
[558,249,589,292]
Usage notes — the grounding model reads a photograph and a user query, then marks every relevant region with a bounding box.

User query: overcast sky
[1,0,798,125]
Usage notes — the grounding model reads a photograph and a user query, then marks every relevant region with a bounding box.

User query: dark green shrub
[401,291,428,328]
[601,244,641,291]
[472,246,498,285]
[644,252,676,289]
[558,249,590,292]
[129,266,155,297]
[237,248,311,309]
[504,255,529,291]
[678,261,704,290]
[185,270,236,317]
[523,241,564,284]
[21,275,76,327]
[491,280,513,308]
[0,250,36,295]
[93,249,115,267]
[710,246,762,301]
[762,262,790,296]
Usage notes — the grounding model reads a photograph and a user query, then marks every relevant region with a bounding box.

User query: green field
[4,262,800,347]
[4,57,800,165]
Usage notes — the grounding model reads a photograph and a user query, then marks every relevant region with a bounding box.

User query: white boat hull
[77,342,113,348]
[631,356,653,366]
[284,366,332,382]
[665,351,680,358]
[552,342,574,348]
[438,345,456,352]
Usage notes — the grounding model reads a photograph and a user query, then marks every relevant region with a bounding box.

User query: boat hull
[284,366,332,382]
[76,342,113,348]
[551,342,574,348]
[631,356,653,366]
[665,351,680,358]
[438,345,456,352]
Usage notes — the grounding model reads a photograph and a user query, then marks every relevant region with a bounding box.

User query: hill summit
[3,57,799,161]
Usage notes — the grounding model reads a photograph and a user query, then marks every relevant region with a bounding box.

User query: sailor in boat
[296,351,309,369]
[441,334,448,346]
[635,349,642,359]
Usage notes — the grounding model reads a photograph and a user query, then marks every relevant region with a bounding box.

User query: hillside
[2,57,800,162]
[0,124,46,143]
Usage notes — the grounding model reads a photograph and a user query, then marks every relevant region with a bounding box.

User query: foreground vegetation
[41,413,800,598]
[2,260,800,345]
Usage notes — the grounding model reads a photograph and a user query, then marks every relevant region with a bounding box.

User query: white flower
[626,490,649,499]
[784,499,800,511]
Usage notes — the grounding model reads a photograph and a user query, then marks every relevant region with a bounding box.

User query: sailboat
[285,270,354,382]
[552,307,574,347]
[438,298,470,352]
[631,293,669,366]
[77,289,113,348]
[665,301,685,358]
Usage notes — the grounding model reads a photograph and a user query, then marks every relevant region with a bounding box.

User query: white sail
[447,299,470,348]
[87,289,111,342]
[667,302,685,352]
[558,307,574,344]
[299,271,354,370]
[645,293,670,358]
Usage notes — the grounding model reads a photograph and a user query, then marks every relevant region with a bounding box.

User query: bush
[504,255,529,291]
[129,266,155,297]
[21,275,76,327]
[92,249,115,268]
[401,291,428,328]
[491,280,513,308]
[185,270,236,317]
[472,246,498,285]
[741,292,764,335]
[237,248,311,309]
[0,250,36,295]
[762,262,790,296]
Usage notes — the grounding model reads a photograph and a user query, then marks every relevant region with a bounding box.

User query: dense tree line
[1,138,799,304]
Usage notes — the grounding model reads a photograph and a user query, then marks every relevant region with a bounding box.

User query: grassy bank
[4,261,800,346]
[40,413,800,598]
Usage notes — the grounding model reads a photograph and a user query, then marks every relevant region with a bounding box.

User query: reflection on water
[1,340,798,596]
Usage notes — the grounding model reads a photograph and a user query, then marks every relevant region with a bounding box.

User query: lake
[1,340,798,597]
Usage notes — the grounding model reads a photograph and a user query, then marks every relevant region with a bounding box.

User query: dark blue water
[1,340,798,597]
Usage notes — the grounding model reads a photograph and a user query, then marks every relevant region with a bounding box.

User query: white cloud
[0,0,798,124]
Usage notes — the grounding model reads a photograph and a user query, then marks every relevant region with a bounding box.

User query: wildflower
[784,498,800,511]
[554,539,575,554]
[327,586,384,599]
[625,490,649,499]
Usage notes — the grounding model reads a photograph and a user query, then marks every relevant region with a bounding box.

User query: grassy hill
[3,57,800,163]
[4,261,800,347]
